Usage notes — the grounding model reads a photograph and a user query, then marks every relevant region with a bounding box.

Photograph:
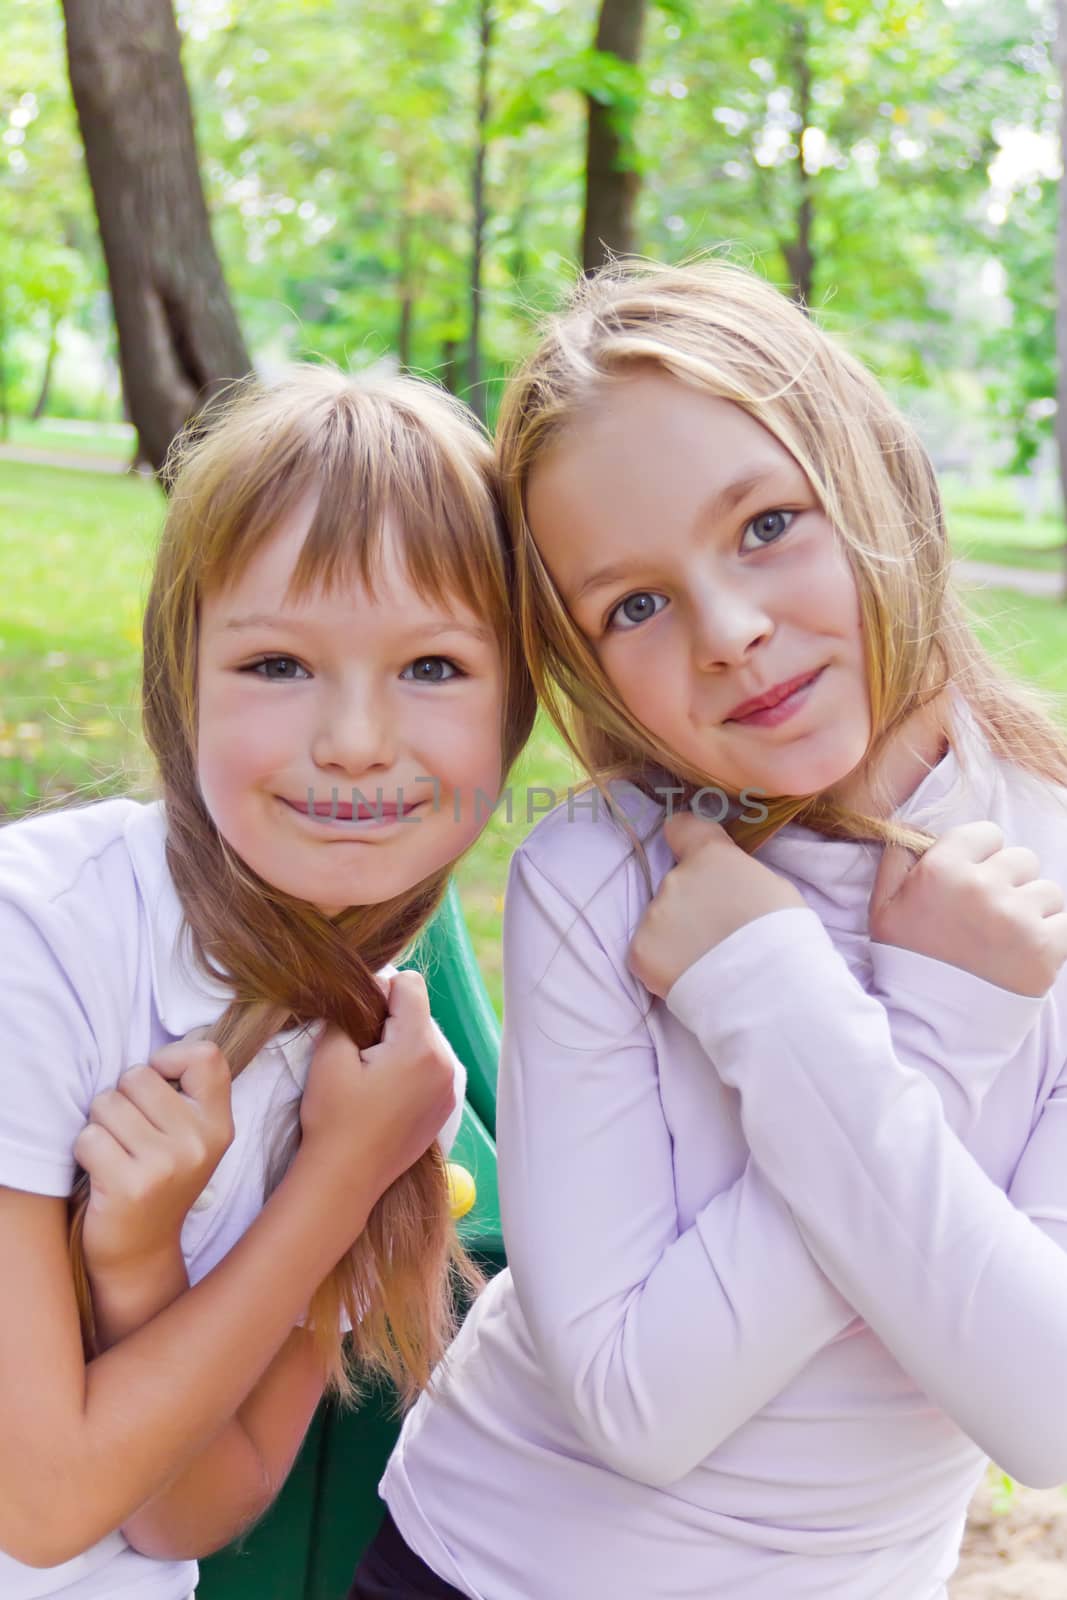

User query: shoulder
[0,797,163,990]
[0,795,151,901]
[512,781,672,918]
[504,784,672,1008]
[986,762,1067,874]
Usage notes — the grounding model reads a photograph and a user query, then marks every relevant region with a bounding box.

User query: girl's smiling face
[196,494,505,913]
[525,370,873,803]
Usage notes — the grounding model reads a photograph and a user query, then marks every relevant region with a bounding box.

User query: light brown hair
[496,258,1067,854]
[70,366,536,1403]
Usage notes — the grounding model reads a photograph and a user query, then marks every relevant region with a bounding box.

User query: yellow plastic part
[446,1161,477,1221]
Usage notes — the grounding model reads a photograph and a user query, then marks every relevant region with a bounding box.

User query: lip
[725,669,824,723]
[280,796,425,829]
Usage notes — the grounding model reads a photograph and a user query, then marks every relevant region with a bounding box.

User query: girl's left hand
[629,812,805,999]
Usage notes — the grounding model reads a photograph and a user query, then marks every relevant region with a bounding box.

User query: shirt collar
[122,800,322,1088]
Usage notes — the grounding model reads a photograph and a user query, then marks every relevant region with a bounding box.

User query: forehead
[526,371,796,568]
[201,493,486,631]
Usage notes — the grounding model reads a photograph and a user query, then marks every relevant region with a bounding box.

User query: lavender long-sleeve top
[382,713,1067,1599]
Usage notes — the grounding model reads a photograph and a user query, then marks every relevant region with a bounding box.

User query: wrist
[280,1146,376,1265]
[89,1243,189,1350]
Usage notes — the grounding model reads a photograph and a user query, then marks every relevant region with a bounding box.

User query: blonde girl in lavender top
[356,262,1067,1600]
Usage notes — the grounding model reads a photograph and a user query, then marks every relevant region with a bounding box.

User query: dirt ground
[950,1477,1067,1598]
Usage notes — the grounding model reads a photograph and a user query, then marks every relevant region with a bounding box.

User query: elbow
[595,1439,698,1489]
[0,1511,100,1571]
[993,1448,1067,1493]
[569,1411,701,1489]
[123,1523,233,1562]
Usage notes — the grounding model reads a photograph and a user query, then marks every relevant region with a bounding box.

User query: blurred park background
[5,0,1067,1009]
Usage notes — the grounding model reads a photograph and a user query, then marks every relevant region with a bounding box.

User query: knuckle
[73,1125,99,1164]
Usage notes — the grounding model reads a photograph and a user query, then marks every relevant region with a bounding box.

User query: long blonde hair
[70,367,536,1404]
[496,258,1067,853]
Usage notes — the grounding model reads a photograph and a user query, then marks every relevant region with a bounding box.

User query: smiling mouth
[282,796,423,824]
[724,669,824,723]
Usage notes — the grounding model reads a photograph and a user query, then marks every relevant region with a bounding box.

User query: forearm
[90,1245,321,1559]
[669,912,1067,1482]
[121,1330,325,1559]
[23,1155,370,1562]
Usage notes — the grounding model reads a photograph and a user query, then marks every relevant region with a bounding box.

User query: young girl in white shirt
[354,261,1067,1599]
[0,366,534,1600]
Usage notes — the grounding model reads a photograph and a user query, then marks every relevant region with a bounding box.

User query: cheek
[195,681,287,819]
[600,631,679,727]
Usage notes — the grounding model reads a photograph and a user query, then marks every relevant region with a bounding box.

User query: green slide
[196,882,505,1599]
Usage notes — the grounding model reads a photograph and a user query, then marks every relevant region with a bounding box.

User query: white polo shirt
[0,796,464,1600]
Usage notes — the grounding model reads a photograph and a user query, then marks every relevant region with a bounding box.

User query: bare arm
[91,1248,326,1560]
[0,975,455,1568]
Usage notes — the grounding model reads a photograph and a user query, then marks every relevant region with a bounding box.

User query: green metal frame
[196,883,504,1600]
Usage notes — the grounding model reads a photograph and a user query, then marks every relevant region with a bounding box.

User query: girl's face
[526,370,872,803]
[197,494,505,913]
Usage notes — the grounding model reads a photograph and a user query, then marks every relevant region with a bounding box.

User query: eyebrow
[569,469,776,606]
[221,612,496,646]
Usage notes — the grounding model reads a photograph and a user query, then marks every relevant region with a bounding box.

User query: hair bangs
[285,389,509,629]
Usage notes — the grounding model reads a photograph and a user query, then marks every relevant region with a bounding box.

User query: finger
[87,1088,159,1158]
[1014,878,1067,918]
[74,1117,135,1179]
[1040,911,1067,969]
[662,810,728,863]
[932,820,1006,864]
[116,1063,192,1135]
[382,969,432,1027]
[983,845,1041,888]
[149,1039,232,1107]
[73,1121,130,1190]
[362,971,432,1061]
[869,841,918,914]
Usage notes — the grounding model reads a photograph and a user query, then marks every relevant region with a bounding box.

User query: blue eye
[249,656,310,681]
[742,509,795,549]
[402,657,461,683]
[608,591,668,632]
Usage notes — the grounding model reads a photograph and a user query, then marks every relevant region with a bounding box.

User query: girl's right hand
[869,820,1067,997]
[74,1040,234,1292]
[297,970,456,1202]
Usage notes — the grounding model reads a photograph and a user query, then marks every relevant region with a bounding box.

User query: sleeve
[869,940,1044,1133]
[0,898,100,1196]
[436,1035,466,1156]
[497,851,855,1488]
[668,906,1067,1488]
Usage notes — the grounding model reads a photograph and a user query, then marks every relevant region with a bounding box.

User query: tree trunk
[468,0,492,421]
[582,0,648,274]
[1057,0,1067,597]
[781,14,815,308]
[31,313,60,421]
[397,212,415,371]
[61,0,252,476]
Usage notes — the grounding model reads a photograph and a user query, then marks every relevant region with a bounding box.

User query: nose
[690,577,774,671]
[311,680,396,778]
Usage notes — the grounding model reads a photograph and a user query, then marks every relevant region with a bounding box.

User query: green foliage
[0,0,102,415]
[984,177,1057,473]
[1,0,1060,454]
